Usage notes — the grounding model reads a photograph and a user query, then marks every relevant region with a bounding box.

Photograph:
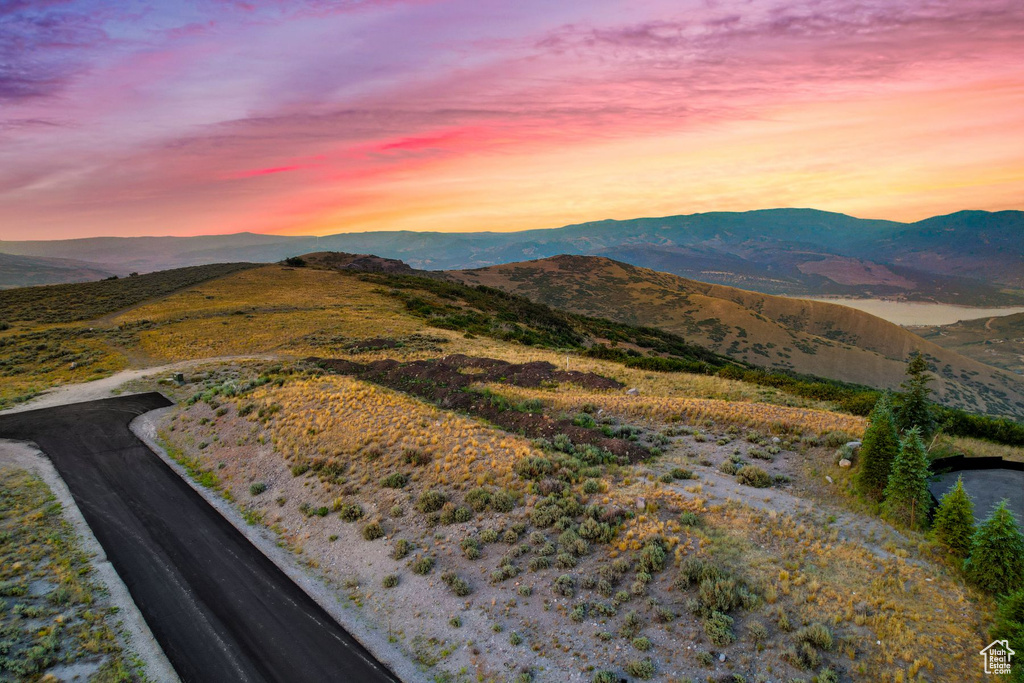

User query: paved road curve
[0,393,399,683]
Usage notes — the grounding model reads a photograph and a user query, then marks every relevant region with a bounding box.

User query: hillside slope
[0,253,116,289]
[918,312,1024,377]
[448,256,1024,419]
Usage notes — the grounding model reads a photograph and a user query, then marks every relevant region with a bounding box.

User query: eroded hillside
[448,256,1024,419]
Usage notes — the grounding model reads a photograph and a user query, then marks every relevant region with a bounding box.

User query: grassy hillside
[2,258,1019,681]
[918,312,1024,377]
[0,262,258,323]
[448,255,1024,420]
[0,253,116,289]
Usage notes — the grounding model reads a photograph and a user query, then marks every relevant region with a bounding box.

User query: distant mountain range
[2,208,1021,303]
[444,255,1024,420]
[0,253,116,289]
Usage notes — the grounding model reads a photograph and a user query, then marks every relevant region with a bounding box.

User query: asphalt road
[0,393,399,683]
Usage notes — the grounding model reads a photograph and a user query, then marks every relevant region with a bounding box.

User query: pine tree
[855,393,900,501]
[932,476,975,557]
[896,351,935,438]
[881,427,932,529]
[991,588,1024,683]
[965,501,1024,594]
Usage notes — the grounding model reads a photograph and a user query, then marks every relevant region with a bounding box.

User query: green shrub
[794,622,833,650]
[416,490,448,513]
[338,503,364,522]
[441,571,472,596]
[466,487,492,511]
[965,500,1024,594]
[990,588,1024,683]
[480,528,499,544]
[933,476,976,558]
[553,574,575,597]
[735,465,771,488]
[703,610,735,646]
[491,489,517,512]
[570,603,588,622]
[592,672,617,683]
[380,472,408,489]
[362,521,384,541]
[461,538,482,560]
[670,468,695,480]
[855,393,899,500]
[291,463,310,476]
[624,657,655,679]
[514,456,554,480]
[632,636,652,651]
[509,631,523,646]
[392,538,413,559]
[410,555,435,575]
[882,428,933,529]
[698,577,741,614]
[678,511,701,527]
[619,610,643,638]
[583,479,601,494]
[636,537,667,573]
[383,574,399,588]
[249,482,267,495]
[529,556,551,572]
[817,666,840,683]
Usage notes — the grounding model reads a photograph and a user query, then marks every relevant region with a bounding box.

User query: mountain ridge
[2,208,1020,302]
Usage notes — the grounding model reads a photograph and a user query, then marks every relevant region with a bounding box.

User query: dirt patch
[310,354,650,461]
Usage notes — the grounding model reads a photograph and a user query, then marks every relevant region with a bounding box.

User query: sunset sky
[2,0,1022,240]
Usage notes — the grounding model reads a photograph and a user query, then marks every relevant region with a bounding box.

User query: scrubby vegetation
[0,469,142,680]
[0,263,256,323]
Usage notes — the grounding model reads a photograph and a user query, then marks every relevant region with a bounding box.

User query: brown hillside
[448,255,1024,419]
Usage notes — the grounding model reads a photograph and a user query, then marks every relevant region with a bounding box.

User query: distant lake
[799,298,1024,326]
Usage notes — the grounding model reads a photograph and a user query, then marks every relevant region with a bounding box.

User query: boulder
[626,388,640,396]
[846,441,862,452]
[839,458,853,468]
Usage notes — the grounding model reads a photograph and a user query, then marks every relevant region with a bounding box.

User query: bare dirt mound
[310,354,650,461]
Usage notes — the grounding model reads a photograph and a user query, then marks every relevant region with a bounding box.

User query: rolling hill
[2,209,1021,302]
[918,312,1024,377]
[447,255,1024,420]
[0,253,117,289]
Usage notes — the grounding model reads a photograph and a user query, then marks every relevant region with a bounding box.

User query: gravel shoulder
[0,439,179,683]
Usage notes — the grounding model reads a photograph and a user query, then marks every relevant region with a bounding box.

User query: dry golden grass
[0,324,128,408]
[489,384,866,436]
[714,504,991,682]
[934,434,1024,463]
[116,266,426,361]
[237,375,543,493]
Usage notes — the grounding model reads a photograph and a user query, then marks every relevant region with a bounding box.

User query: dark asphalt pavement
[0,393,398,683]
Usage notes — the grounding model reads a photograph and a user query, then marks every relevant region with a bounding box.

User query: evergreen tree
[881,427,932,529]
[896,351,935,438]
[964,501,1024,595]
[991,588,1024,683]
[932,476,975,557]
[855,393,901,501]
